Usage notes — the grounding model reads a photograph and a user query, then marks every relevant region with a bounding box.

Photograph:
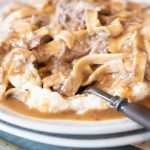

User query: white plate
[0,104,142,135]
[0,120,150,148]
[0,0,148,139]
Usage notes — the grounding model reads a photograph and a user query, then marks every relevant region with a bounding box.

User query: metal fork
[84,86,150,130]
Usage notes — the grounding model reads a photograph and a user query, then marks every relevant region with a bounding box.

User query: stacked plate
[0,104,150,148]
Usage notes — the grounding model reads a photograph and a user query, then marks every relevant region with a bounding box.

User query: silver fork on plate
[84,86,150,130]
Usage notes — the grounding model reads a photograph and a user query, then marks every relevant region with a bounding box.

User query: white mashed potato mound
[114,82,149,101]
[8,61,149,114]
[8,62,110,114]
[69,95,110,114]
[9,63,41,89]
[25,85,69,113]
[9,63,149,113]
[25,86,110,114]
[9,63,149,114]
[132,82,149,100]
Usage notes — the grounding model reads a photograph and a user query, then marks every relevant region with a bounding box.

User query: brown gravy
[0,97,150,121]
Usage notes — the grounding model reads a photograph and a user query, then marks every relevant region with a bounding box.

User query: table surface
[0,130,141,150]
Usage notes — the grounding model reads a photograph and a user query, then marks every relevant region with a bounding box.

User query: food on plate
[0,0,150,120]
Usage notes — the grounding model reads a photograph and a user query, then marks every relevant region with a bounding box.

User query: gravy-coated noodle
[86,10,101,33]
[82,59,126,86]
[0,0,150,116]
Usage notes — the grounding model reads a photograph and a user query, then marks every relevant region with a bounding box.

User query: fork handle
[120,103,150,130]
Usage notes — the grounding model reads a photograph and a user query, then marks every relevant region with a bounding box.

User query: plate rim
[0,120,150,148]
[0,105,142,135]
